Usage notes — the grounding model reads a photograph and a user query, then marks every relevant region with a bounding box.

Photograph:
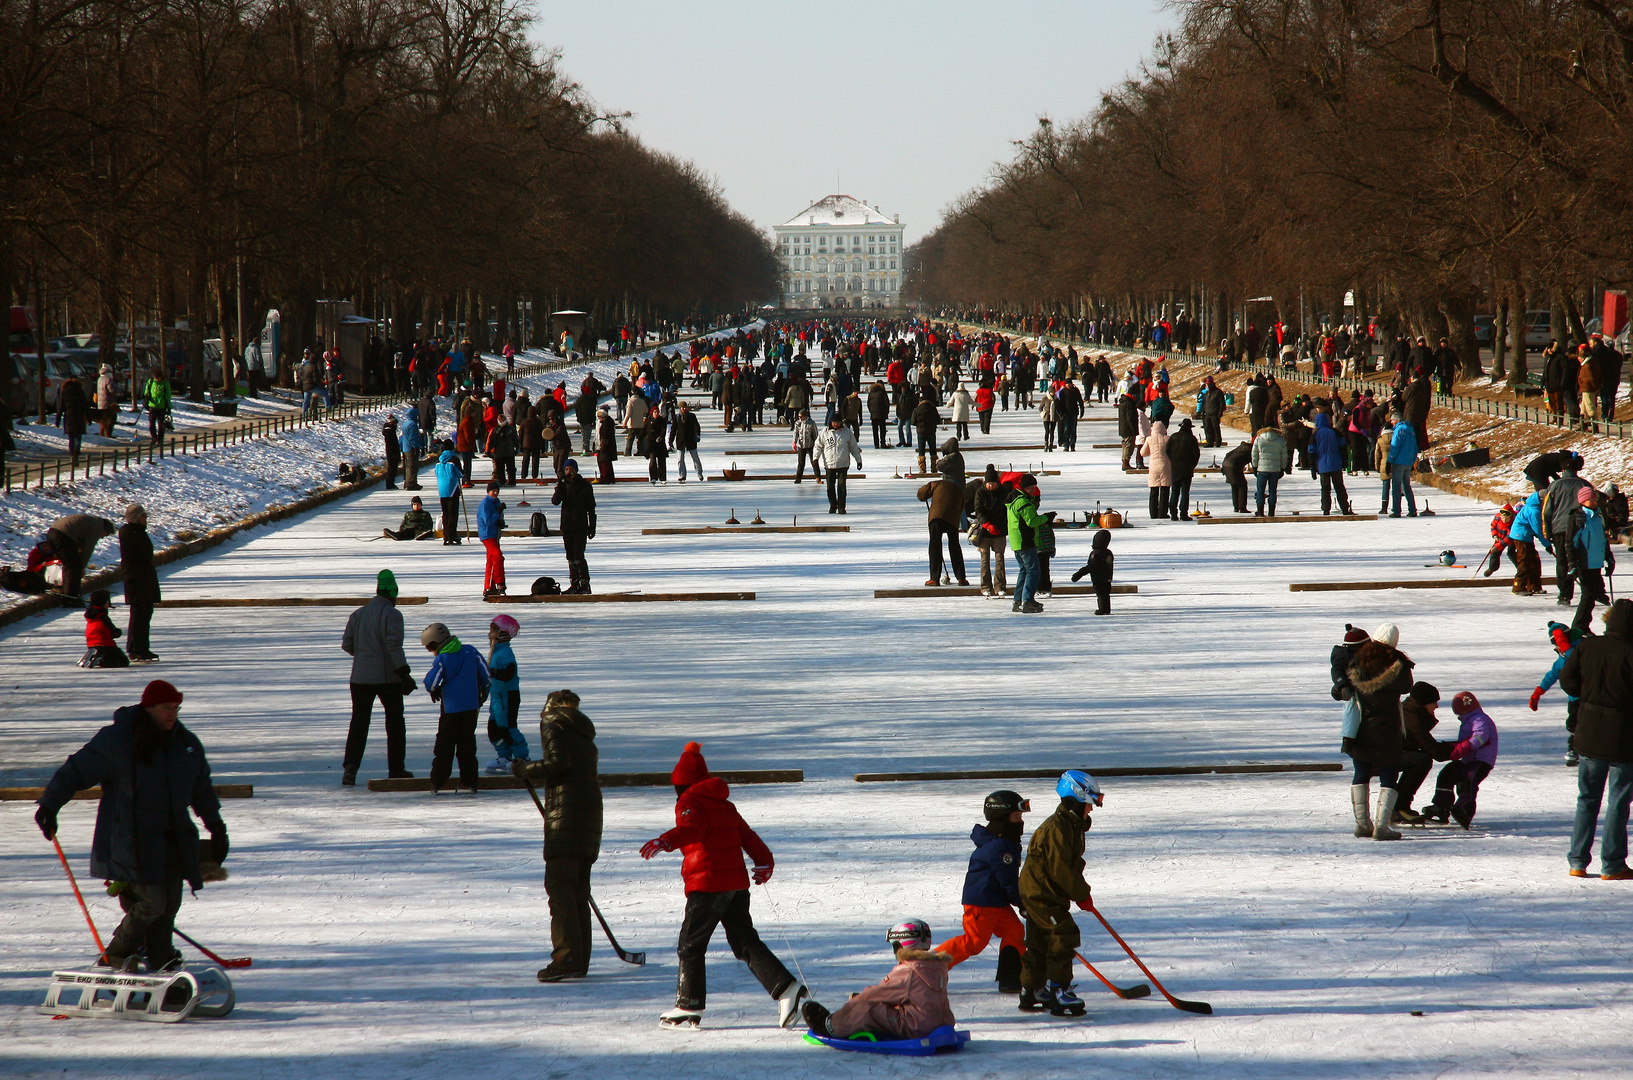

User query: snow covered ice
[3,387,1631,1078]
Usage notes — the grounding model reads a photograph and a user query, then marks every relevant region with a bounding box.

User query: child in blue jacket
[932,790,1028,993]
[1532,621,1586,766]
[484,614,528,774]
[421,621,490,792]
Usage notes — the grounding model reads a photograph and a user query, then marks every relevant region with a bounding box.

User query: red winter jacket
[84,607,117,648]
[658,777,773,894]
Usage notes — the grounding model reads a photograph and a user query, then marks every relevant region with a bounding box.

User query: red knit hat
[140,680,184,707]
[671,741,709,787]
[1451,691,1480,716]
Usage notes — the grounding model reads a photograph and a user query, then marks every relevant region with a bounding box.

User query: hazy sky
[530,1,1175,244]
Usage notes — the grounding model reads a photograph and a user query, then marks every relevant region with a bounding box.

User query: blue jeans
[677,447,703,480]
[896,416,910,445]
[1254,471,1279,513]
[1014,547,1040,605]
[1350,761,1400,790]
[1389,470,1416,515]
[1571,757,1633,872]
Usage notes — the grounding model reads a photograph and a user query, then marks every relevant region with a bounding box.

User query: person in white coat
[949,386,973,441]
[96,364,118,437]
[1142,420,1171,519]
[814,415,863,514]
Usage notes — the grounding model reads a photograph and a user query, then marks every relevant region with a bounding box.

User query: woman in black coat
[1342,631,1414,840]
[119,503,160,662]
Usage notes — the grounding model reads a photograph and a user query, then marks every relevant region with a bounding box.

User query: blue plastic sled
[802,1024,970,1056]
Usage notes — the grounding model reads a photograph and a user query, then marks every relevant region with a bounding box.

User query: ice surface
[2,386,1629,1078]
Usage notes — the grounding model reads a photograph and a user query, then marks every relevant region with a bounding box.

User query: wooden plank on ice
[366,770,801,792]
[488,591,755,603]
[0,783,254,801]
[874,584,1137,598]
[641,526,850,535]
[854,763,1341,782]
[1289,577,1559,593]
[1194,514,1377,524]
[156,598,428,608]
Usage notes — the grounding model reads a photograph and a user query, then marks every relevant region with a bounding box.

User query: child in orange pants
[933,790,1028,993]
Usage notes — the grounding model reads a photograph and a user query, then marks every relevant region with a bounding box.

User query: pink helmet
[490,614,520,641]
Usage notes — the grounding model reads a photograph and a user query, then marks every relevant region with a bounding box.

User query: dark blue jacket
[1312,413,1345,474]
[960,823,1023,908]
[39,706,223,889]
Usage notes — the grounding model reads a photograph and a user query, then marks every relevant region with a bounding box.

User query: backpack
[531,575,561,596]
[529,511,551,537]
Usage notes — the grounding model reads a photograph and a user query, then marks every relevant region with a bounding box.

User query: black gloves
[36,805,56,841]
[510,759,531,780]
[397,666,416,696]
[429,688,441,704]
[210,828,229,863]
[478,687,489,708]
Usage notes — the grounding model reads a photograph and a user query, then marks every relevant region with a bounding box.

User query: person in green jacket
[1017,771,1102,1017]
[143,368,171,445]
[1007,472,1048,613]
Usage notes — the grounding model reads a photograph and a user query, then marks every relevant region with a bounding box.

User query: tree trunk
[1506,282,1529,388]
[1493,294,1508,379]
[1439,295,1482,379]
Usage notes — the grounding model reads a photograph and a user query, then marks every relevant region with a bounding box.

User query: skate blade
[659,1014,702,1030]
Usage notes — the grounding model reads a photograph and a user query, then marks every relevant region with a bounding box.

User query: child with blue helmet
[1017,771,1102,1017]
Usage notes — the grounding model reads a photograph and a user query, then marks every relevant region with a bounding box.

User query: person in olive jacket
[1561,599,1633,878]
[916,469,968,586]
[35,680,226,970]
[119,503,160,662]
[1017,771,1100,1016]
[516,689,603,980]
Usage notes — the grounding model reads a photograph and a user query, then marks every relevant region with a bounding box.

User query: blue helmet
[1057,770,1103,807]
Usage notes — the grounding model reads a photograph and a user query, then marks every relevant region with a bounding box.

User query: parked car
[1472,315,1493,345]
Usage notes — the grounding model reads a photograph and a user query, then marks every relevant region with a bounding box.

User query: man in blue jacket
[1312,413,1353,515]
[35,680,227,970]
[435,448,464,545]
[399,410,426,491]
[422,622,490,792]
[932,790,1029,993]
[1385,407,1419,517]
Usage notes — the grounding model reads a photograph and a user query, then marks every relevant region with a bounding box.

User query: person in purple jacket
[1422,692,1499,828]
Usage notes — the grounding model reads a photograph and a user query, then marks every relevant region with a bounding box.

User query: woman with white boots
[1338,623,1415,840]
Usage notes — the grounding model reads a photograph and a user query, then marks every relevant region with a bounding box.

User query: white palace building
[774,195,904,310]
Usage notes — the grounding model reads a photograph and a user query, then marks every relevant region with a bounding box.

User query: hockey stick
[174,927,252,969]
[1087,904,1212,1015]
[587,896,646,966]
[1074,951,1151,999]
[51,835,108,964]
[517,773,645,965]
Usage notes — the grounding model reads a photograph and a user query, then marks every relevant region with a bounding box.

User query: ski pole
[1086,903,1212,1015]
[173,927,252,969]
[516,772,644,964]
[50,835,108,964]
[1074,950,1151,999]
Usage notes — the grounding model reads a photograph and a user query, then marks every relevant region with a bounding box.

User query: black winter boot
[996,946,1022,994]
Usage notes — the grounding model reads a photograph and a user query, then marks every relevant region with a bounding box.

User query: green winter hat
[377,569,399,598]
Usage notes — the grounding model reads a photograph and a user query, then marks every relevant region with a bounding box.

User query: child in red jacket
[77,589,129,668]
[641,741,807,1029]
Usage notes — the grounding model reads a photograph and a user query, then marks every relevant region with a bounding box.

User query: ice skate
[660,1006,702,1028]
[1018,984,1053,1012]
[1048,982,1086,1017]
[485,757,511,775]
[777,981,809,1028]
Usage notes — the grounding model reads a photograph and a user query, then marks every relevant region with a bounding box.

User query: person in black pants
[119,503,161,662]
[641,741,804,1028]
[1222,441,1252,514]
[421,621,489,793]
[551,459,597,593]
[382,415,401,489]
[340,572,416,784]
[1071,528,1116,614]
[516,689,603,982]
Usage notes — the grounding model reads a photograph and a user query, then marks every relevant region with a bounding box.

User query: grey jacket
[48,513,117,564]
[815,425,863,470]
[342,595,409,684]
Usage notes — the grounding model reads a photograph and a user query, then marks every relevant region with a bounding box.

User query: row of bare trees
[908,0,1633,384]
[1,0,775,401]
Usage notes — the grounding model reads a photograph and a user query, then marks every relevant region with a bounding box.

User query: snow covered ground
[2,394,1630,1078]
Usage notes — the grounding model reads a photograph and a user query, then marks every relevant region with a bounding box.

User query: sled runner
[39,964,234,1022]
[802,1024,969,1056]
